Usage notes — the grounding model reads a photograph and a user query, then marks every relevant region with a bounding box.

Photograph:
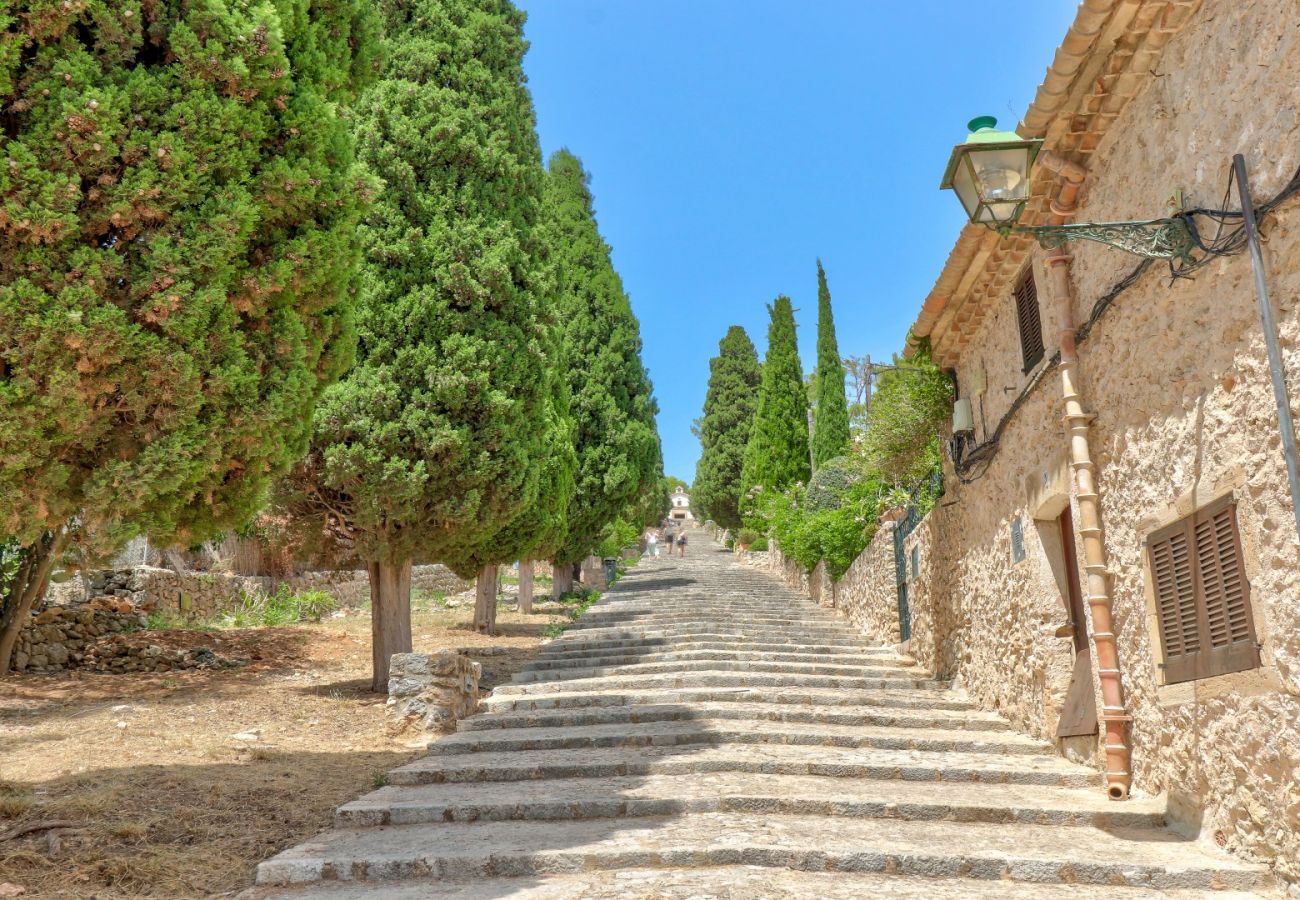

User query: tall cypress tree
[741,297,810,500]
[693,326,761,531]
[812,260,850,467]
[285,0,557,689]
[0,0,379,673]
[544,149,660,594]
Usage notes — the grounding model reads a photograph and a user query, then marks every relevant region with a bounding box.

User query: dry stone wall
[385,651,481,736]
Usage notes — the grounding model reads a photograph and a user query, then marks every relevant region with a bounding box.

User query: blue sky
[518,1,1077,483]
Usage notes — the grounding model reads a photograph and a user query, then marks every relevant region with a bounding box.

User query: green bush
[737,528,760,548]
[219,585,336,628]
[767,479,880,579]
[804,456,860,512]
[749,536,769,552]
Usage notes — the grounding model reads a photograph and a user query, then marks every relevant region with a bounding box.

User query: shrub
[804,456,860,512]
[737,529,760,548]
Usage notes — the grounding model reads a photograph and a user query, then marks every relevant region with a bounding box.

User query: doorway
[1055,507,1098,738]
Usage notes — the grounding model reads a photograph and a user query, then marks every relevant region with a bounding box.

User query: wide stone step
[512,658,920,683]
[460,699,1011,733]
[246,869,1270,899]
[428,718,1047,756]
[386,743,1097,789]
[525,647,915,671]
[335,772,1164,829]
[481,685,982,714]
[565,617,859,635]
[254,812,1269,889]
[492,669,947,696]
[538,636,885,656]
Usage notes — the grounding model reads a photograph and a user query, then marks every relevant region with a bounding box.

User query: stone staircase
[247,534,1275,898]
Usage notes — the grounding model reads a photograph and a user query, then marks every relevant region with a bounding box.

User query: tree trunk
[551,559,574,599]
[0,532,63,676]
[474,564,499,634]
[517,560,534,615]
[367,558,412,693]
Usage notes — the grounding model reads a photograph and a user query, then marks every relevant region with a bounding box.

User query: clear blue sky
[518,1,1077,483]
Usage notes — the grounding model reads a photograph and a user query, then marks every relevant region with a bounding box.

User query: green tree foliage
[859,345,953,488]
[284,0,557,687]
[0,0,378,672]
[741,296,810,504]
[692,326,760,530]
[766,479,880,579]
[804,455,860,512]
[546,149,660,568]
[811,261,850,468]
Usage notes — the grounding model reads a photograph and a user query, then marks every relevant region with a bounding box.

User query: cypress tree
[286,0,558,689]
[812,260,851,467]
[544,149,660,596]
[0,0,378,672]
[741,297,811,501]
[693,326,761,531]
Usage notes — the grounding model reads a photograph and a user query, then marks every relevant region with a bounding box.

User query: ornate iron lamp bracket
[1007,216,1197,263]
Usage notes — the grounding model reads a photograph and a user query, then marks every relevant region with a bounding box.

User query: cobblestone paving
[247,532,1276,898]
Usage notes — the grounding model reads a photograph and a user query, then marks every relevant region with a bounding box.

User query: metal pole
[1234,153,1300,541]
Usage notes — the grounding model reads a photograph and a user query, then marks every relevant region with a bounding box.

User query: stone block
[386,651,481,737]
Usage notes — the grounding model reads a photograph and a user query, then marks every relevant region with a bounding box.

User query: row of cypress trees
[693,261,849,532]
[0,0,662,688]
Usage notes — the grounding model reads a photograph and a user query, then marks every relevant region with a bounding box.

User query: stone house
[669,486,694,522]
[789,0,1300,882]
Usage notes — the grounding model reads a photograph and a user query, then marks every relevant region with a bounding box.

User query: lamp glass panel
[951,158,980,221]
[967,146,1033,202]
[979,200,1022,225]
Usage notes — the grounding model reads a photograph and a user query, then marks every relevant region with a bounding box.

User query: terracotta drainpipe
[1037,150,1133,801]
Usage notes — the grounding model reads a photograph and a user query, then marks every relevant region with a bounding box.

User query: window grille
[1010,517,1025,563]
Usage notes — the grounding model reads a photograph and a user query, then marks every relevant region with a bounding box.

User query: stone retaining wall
[386,651,481,736]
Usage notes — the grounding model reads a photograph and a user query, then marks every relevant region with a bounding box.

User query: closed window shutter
[1194,501,1259,677]
[1013,267,1044,372]
[1149,525,1201,684]
[1148,497,1258,685]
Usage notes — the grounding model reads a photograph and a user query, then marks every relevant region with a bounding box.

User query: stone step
[525,647,914,670]
[512,658,921,684]
[565,619,860,637]
[385,743,1097,789]
[538,636,884,656]
[459,699,1011,733]
[491,669,948,696]
[245,868,1271,900]
[481,685,983,714]
[334,772,1164,829]
[254,812,1269,890]
[427,718,1049,756]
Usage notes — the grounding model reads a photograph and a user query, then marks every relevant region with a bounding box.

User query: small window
[1147,496,1259,685]
[910,545,919,580]
[1010,517,1025,563]
[1013,266,1044,372]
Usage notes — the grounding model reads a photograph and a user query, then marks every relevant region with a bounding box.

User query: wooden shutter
[1148,497,1259,684]
[1013,267,1044,372]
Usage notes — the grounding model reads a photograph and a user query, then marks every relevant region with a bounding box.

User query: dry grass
[0,595,557,898]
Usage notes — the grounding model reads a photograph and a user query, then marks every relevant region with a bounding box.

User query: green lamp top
[963,115,1023,144]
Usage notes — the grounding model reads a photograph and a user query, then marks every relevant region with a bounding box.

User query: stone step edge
[385,757,1097,790]
[336,791,1165,830]
[255,836,1267,890]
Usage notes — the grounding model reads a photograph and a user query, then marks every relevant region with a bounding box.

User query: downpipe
[1039,151,1133,800]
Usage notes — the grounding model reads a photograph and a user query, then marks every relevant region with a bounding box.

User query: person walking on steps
[646,528,659,558]
[676,531,687,557]
[664,526,674,554]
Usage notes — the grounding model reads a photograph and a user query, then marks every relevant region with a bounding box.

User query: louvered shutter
[1148,497,1258,685]
[1194,500,1259,677]
[1013,267,1044,372]
[1149,521,1201,684]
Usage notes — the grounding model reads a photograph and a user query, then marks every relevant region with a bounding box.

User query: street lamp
[940,117,1196,263]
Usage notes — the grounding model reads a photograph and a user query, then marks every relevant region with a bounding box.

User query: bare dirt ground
[0,592,564,899]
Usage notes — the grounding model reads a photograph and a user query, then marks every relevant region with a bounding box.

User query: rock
[232,731,261,742]
[385,651,480,736]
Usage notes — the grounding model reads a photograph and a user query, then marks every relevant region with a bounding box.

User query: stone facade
[385,651,481,736]
[898,0,1300,882]
[764,0,1300,882]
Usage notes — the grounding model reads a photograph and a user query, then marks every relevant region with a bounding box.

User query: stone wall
[47,563,473,620]
[904,0,1300,880]
[834,524,904,646]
